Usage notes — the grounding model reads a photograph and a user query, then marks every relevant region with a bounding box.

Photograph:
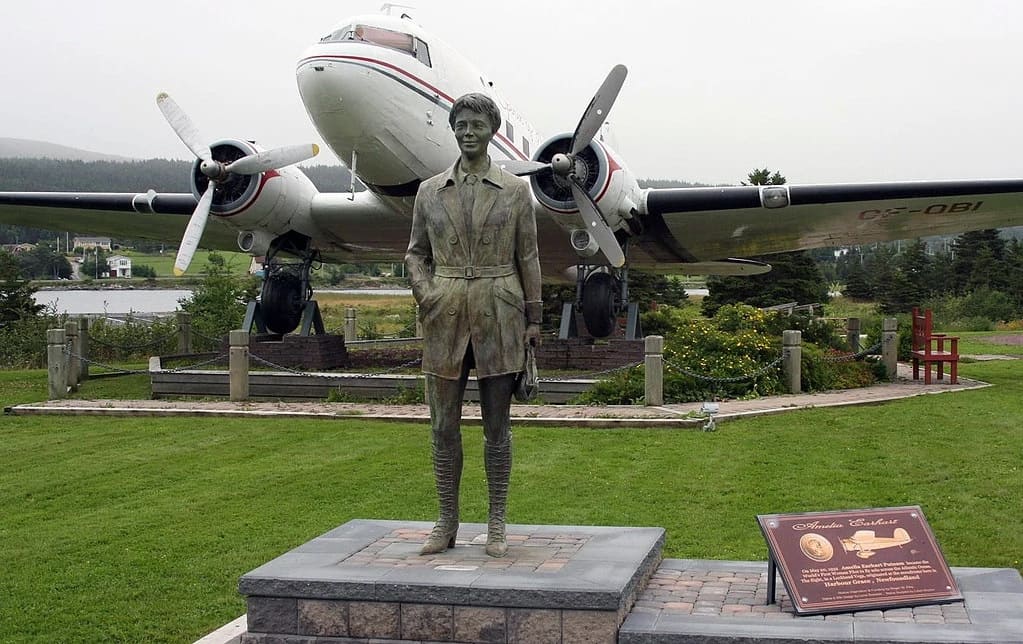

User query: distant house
[1,243,35,254]
[74,236,112,251]
[105,255,132,278]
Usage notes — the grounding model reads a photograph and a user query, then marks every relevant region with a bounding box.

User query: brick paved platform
[205,521,1022,644]
[620,559,1023,643]
[237,519,664,643]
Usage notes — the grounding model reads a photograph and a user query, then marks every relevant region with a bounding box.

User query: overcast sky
[2,1,1021,185]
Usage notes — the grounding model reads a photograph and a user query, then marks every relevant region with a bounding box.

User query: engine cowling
[528,134,640,249]
[189,139,320,244]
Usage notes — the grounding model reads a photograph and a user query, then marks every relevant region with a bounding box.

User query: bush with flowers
[575,303,883,405]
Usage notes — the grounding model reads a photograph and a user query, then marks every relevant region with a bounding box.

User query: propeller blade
[569,180,625,268]
[225,143,321,175]
[495,159,549,176]
[156,92,212,161]
[569,65,628,156]
[173,185,215,276]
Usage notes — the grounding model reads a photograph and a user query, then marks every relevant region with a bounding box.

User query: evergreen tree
[842,253,873,299]
[743,168,786,185]
[17,244,72,280]
[889,238,932,310]
[703,252,829,316]
[950,229,1007,294]
[0,251,43,325]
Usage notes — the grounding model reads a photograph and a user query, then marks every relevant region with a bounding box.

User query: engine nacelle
[528,134,641,243]
[190,139,320,240]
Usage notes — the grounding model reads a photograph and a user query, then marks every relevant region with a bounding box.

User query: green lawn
[1,359,1021,642]
[112,250,252,278]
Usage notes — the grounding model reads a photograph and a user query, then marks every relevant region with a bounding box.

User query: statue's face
[452,108,494,162]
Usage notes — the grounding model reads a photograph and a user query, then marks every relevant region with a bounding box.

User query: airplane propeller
[498,65,628,268]
[155,92,319,275]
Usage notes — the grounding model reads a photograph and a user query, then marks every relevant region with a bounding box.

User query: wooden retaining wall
[150,369,593,404]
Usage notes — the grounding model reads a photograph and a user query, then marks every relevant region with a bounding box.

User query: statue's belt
[434,265,515,279]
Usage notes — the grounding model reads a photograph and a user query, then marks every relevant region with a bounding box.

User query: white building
[105,255,132,278]
[74,236,112,251]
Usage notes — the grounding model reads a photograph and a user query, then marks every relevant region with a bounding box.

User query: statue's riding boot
[420,438,463,555]
[483,436,512,557]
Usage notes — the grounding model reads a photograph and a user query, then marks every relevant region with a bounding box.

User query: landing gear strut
[249,232,321,335]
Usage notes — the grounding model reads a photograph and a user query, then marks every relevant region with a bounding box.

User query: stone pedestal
[237,520,664,644]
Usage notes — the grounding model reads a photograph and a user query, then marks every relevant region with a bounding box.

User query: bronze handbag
[514,344,539,402]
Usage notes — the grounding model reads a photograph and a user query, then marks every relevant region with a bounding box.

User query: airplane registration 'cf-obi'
[4,10,1023,336]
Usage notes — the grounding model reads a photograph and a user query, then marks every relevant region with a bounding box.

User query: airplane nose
[297,61,349,116]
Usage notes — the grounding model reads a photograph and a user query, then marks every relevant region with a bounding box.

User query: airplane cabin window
[505,121,514,142]
[522,137,530,157]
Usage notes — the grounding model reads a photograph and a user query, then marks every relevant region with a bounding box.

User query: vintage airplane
[4,9,1023,337]
[840,528,913,559]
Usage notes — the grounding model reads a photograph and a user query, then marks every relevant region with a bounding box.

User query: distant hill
[0,137,135,163]
[0,157,357,194]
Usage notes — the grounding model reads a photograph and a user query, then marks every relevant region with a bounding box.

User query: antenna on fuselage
[380,3,415,16]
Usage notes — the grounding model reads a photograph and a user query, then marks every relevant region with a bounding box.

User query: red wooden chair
[910,307,959,384]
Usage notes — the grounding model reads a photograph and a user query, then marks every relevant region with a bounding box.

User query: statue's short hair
[449,93,502,134]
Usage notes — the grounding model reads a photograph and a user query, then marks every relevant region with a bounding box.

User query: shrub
[577,303,882,405]
[0,310,66,368]
[178,254,258,350]
[86,314,178,362]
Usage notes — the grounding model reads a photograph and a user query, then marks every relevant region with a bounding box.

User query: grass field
[1,347,1021,641]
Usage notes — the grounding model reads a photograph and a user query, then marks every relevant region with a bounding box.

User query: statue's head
[448,93,501,135]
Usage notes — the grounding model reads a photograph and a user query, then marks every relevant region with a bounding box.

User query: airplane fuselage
[297,14,539,211]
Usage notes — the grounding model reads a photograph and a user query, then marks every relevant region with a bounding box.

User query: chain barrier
[663,353,785,384]
[63,346,230,375]
[822,341,883,363]
[248,353,316,375]
[248,353,423,378]
[540,361,643,382]
[86,329,178,351]
[192,329,227,344]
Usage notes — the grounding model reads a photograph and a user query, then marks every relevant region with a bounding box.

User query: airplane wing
[0,191,242,250]
[0,189,409,264]
[637,179,1023,264]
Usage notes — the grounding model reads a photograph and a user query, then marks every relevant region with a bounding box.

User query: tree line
[0,158,357,245]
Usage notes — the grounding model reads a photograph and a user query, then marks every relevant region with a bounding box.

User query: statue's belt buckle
[464,266,475,279]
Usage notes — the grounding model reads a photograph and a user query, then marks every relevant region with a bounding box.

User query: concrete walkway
[7,365,988,428]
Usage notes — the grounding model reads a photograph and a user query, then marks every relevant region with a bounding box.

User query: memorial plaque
[757,506,961,615]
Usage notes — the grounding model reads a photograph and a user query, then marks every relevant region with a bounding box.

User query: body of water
[34,287,707,315]
[34,289,193,315]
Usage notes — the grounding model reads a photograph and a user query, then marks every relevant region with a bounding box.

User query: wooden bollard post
[64,320,81,391]
[78,317,89,381]
[229,329,250,402]
[846,317,861,353]
[644,335,664,406]
[46,328,68,400]
[882,317,898,380]
[177,311,193,354]
[782,330,802,394]
[344,307,357,340]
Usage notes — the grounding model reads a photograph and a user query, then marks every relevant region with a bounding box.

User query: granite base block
[238,519,664,644]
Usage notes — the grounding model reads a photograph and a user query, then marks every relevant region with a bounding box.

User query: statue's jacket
[405,160,542,380]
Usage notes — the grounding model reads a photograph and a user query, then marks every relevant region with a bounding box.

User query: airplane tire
[581,272,617,338]
[261,272,304,335]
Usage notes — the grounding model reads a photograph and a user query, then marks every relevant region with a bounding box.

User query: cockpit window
[355,24,414,53]
[321,25,354,42]
[321,23,431,67]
